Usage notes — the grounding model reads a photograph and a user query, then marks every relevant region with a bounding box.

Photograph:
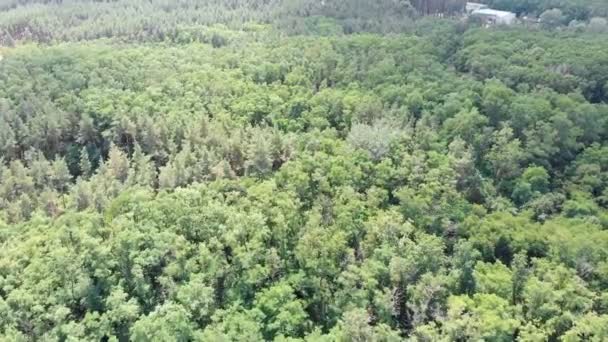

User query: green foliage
[0,1,607,341]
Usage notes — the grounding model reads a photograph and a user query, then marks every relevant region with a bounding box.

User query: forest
[0,0,607,341]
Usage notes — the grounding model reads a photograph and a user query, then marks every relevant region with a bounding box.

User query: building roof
[466,2,488,11]
[472,8,515,18]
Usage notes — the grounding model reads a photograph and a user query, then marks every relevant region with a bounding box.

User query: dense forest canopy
[1,0,608,341]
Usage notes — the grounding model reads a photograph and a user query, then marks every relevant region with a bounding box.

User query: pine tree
[245,135,273,177]
[27,150,52,190]
[71,179,93,211]
[107,144,130,183]
[511,252,528,305]
[158,164,178,189]
[51,158,72,193]
[128,143,156,187]
[79,147,92,179]
[211,160,236,180]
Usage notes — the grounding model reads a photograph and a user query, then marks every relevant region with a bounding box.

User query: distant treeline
[1,0,608,341]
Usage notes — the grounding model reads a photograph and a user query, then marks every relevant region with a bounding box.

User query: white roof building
[466,2,488,13]
[472,8,516,25]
